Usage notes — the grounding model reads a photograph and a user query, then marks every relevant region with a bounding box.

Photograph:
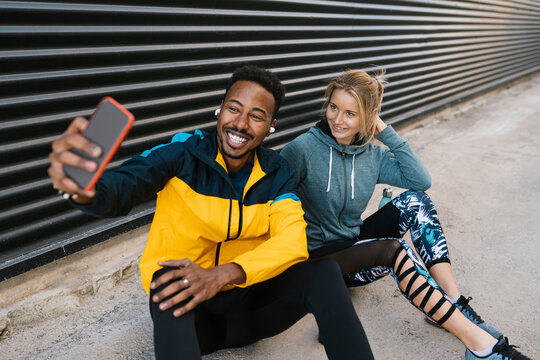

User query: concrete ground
[1,72,539,359]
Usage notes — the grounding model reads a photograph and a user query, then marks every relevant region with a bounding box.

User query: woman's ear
[371,107,379,121]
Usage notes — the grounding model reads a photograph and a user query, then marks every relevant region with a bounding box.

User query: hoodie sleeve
[70,141,184,218]
[280,138,308,185]
[230,162,309,287]
[376,125,432,190]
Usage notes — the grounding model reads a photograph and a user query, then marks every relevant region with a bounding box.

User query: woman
[280,69,530,360]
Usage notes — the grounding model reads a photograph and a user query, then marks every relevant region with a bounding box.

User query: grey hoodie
[280,120,431,251]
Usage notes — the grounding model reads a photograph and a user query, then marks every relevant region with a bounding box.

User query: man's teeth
[228,133,248,143]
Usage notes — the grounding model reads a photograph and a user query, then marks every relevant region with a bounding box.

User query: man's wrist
[215,263,246,287]
[71,195,94,205]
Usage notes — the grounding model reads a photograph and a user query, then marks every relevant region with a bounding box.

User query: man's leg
[150,267,233,359]
[150,260,373,359]
[149,267,206,359]
[222,258,374,360]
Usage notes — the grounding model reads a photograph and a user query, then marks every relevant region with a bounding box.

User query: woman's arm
[376,118,431,190]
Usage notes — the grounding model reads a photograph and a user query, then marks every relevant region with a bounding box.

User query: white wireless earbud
[214,108,221,116]
[269,127,275,133]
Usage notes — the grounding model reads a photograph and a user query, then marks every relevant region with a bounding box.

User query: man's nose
[233,112,249,130]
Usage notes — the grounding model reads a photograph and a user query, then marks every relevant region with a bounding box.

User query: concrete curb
[0,226,147,341]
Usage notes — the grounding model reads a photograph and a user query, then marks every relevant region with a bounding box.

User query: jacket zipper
[215,183,245,266]
[215,197,233,266]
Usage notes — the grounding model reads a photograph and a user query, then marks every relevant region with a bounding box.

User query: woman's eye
[329,104,337,110]
[347,112,355,117]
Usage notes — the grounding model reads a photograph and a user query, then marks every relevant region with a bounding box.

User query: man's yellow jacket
[73,130,308,293]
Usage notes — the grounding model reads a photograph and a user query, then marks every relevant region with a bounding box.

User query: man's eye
[251,114,263,121]
[228,106,239,112]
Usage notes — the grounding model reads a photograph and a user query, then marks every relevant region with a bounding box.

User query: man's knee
[149,267,191,320]
[301,258,349,298]
[308,258,342,282]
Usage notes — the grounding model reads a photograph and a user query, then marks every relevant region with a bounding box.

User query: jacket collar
[189,129,281,179]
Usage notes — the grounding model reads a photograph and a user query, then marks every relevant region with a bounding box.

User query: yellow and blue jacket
[73,130,308,294]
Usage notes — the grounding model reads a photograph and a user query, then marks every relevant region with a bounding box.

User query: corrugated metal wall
[1,0,539,280]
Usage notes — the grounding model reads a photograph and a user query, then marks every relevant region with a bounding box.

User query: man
[48,65,374,359]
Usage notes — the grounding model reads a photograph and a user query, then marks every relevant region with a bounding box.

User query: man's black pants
[149,258,373,360]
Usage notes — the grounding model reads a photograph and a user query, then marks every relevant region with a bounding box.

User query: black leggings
[149,258,374,360]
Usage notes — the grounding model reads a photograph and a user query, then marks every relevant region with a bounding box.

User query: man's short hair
[225,65,285,119]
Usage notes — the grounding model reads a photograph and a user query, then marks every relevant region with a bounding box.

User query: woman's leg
[429,262,460,299]
[320,238,496,352]
[389,190,501,337]
[391,190,456,292]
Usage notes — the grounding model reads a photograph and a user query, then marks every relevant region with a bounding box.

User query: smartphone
[64,97,134,191]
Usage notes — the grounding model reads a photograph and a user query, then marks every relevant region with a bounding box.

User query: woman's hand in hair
[375,116,387,136]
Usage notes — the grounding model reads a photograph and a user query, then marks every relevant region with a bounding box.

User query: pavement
[1,72,539,360]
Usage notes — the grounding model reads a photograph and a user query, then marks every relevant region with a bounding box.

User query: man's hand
[48,117,101,204]
[150,259,246,317]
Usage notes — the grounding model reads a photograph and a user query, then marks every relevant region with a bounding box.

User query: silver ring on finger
[183,278,189,288]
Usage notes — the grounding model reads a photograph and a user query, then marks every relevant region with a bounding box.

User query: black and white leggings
[311,190,457,327]
[317,190,450,286]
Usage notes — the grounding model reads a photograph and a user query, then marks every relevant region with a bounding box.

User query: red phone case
[64,97,134,191]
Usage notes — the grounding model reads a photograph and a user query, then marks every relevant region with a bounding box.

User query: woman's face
[326,89,362,146]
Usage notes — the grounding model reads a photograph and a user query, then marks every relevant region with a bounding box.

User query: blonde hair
[323,68,387,144]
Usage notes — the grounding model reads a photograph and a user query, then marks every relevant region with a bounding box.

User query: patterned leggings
[343,190,450,286]
[310,191,456,325]
[309,190,454,320]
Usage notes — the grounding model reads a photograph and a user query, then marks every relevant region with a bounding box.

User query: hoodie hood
[309,120,371,200]
[315,119,368,152]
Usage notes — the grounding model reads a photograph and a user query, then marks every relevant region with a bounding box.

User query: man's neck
[225,151,254,173]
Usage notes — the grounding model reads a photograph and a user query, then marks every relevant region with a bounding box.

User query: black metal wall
[1,0,539,280]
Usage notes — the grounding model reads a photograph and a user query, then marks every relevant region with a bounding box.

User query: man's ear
[267,119,277,137]
[215,101,224,117]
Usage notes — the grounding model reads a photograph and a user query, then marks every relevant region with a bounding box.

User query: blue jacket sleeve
[71,142,184,218]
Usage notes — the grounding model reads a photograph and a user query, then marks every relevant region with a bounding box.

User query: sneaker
[456,295,503,339]
[465,336,531,359]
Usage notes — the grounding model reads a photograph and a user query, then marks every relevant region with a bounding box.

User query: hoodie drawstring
[351,153,356,199]
[326,146,333,193]
[326,146,356,200]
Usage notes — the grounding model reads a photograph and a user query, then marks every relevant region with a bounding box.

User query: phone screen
[64,97,134,190]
